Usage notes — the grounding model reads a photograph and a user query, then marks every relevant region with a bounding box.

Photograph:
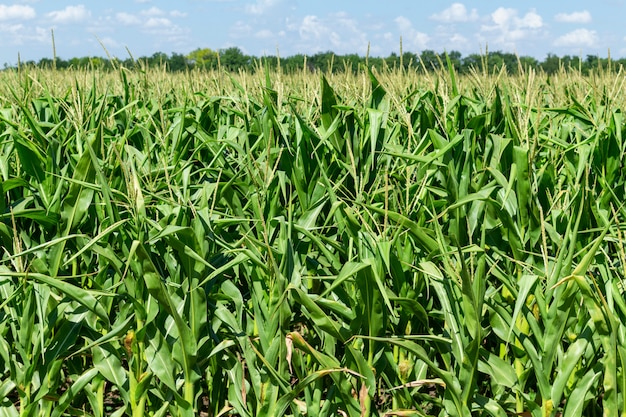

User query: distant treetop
[6,47,621,75]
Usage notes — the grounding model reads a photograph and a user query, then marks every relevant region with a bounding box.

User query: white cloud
[299,15,321,39]
[0,5,35,21]
[116,12,140,25]
[141,7,165,17]
[255,29,273,39]
[144,17,172,29]
[553,28,598,47]
[430,3,478,23]
[481,8,544,48]
[47,5,90,24]
[230,21,252,38]
[116,8,183,26]
[488,7,543,30]
[519,10,543,28]
[0,23,47,45]
[0,23,23,32]
[395,16,411,33]
[98,36,119,48]
[170,10,187,18]
[31,26,48,42]
[142,18,189,45]
[245,0,280,15]
[490,8,516,27]
[449,33,469,48]
[331,12,368,46]
[555,11,592,24]
[109,7,189,45]
[282,13,370,55]
[395,16,430,49]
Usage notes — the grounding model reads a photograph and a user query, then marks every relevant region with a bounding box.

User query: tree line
[8,47,625,75]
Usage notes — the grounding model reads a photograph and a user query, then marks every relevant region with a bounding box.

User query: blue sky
[1,1,625,65]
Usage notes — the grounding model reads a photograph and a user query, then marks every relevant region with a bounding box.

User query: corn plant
[1,63,626,417]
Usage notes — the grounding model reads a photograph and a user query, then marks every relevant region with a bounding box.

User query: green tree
[586,54,600,72]
[281,54,307,72]
[339,53,361,73]
[419,50,441,71]
[541,53,561,74]
[447,50,462,72]
[146,52,168,68]
[309,51,335,73]
[219,47,250,71]
[385,52,399,69]
[187,48,218,70]
[461,53,482,73]
[169,52,188,72]
[518,55,539,72]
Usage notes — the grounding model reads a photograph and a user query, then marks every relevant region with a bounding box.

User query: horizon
[11,45,622,66]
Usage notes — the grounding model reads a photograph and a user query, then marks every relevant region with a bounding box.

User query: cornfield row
[1,64,626,417]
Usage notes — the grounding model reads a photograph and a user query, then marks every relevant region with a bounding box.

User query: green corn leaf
[92,344,128,397]
[11,272,110,324]
[50,368,100,417]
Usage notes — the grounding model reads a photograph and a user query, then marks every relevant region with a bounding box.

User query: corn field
[1,62,626,417]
